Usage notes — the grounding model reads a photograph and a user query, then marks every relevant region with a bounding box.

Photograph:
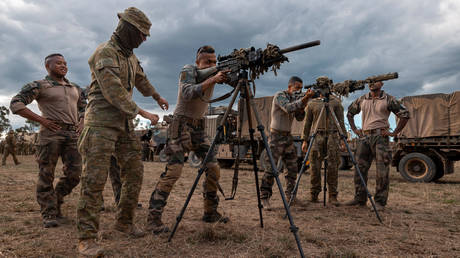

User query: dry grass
[0,156,459,257]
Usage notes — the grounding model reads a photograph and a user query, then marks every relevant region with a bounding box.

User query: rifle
[197,40,321,88]
[303,72,399,98]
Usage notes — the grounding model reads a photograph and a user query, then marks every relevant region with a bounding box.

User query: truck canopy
[399,91,460,138]
[239,96,304,138]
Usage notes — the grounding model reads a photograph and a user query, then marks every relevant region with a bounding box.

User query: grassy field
[0,155,459,257]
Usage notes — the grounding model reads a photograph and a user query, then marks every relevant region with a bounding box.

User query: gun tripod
[287,94,383,223]
[168,70,306,258]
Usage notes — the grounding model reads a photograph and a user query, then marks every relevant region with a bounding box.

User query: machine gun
[197,40,321,88]
[303,72,399,98]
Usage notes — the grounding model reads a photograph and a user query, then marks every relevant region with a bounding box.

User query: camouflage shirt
[270,90,306,132]
[10,76,86,127]
[173,64,215,119]
[85,35,160,132]
[347,91,410,131]
[302,95,346,140]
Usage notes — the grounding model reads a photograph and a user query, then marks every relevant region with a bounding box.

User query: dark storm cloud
[0,0,458,128]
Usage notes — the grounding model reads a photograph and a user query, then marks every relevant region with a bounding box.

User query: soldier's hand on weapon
[301,89,315,104]
[156,97,169,111]
[41,118,61,132]
[213,70,230,84]
[139,109,159,125]
[302,140,309,153]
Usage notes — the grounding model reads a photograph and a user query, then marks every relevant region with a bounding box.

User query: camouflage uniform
[2,131,20,165]
[348,91,409,205]
[302,95,346,200]
[260,90,307,200]
[147,63,222,229]
[76,8,161,240]
[10,76,85,220]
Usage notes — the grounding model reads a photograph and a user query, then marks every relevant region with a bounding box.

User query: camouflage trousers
[354,134,392,205]
[260,132,298,199]
[108,156,122,204]
[35,129,81,219]
[2,147,19,165]
[310,132,340,197]
[148,118,220,222]
[77,126,143,240]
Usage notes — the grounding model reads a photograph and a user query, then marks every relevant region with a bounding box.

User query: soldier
[260,76,314,210]
[301,76,346,206]
[1,130,20,165]
[145,45,229,234]
[142,139,150,161]
[10,53,85,227]
[345,81,409,211]
[76,7,168,256]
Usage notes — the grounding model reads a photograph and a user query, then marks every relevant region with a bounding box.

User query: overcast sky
[0,0,459,130]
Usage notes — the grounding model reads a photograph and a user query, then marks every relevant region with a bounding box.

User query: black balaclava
[114,19,143,55]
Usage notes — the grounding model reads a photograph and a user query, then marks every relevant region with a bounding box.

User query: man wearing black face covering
[77,7,168,256]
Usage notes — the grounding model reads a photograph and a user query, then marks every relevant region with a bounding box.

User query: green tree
[25,119,40,132]
[0,106,11,134]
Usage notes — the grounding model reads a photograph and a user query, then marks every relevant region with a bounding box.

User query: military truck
[207,96,353,171]
[392,91,460,182]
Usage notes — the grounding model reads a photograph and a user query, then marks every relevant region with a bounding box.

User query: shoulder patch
[95,58,117,70]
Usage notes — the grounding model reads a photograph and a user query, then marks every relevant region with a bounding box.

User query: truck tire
[159,149,168,162]
[398,152,436,182]
[218,159,235,169]
[188,151,202,168]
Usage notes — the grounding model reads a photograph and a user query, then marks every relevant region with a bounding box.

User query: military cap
[8,130,14,134]
[117,7,152,36]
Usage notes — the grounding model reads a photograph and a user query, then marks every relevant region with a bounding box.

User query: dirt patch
[0,156,459,257]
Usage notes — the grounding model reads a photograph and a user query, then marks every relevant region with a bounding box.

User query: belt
[51,121,77,131]
[270,129,291,136]
[363,128,387,135]
[177,115,204,127]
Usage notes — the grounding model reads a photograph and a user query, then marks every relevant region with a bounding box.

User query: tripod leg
[168,85,242,242]
[328,108,383,223]
[287,133,316,208]
[226,103,244,200]
[244,94,264,228]
[323,156,327,207]
[287,104,326,212]
[245,88,305,258]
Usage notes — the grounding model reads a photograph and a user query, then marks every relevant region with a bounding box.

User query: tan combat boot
[43,215,59,228]
[78,239,105,257]
[146,212,170,235]
[202,210,229,223]
[310,193,319,203]
[328,195,340,207]
[261,198,272,211]
[114,222,145,238]
[343,199,366,206]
